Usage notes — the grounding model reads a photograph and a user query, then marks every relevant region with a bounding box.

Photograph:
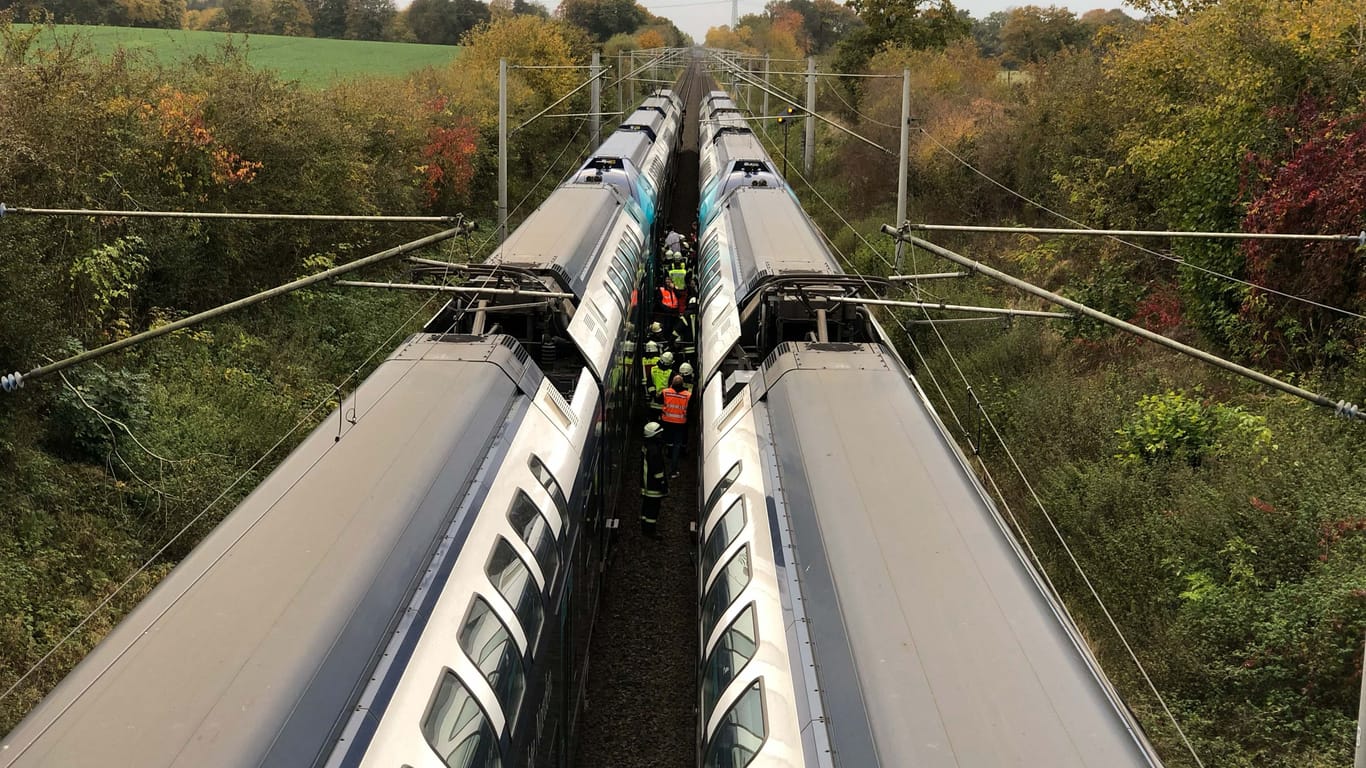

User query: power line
[884,227,1365,421]
[0,205,461,223]
[1,224,473,393]
[915,128,1366,322]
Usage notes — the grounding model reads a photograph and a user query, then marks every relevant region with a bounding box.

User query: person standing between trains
[650,351,675,416]
[640,340,660,406]
[664,227,684,261]
[661,375,691,478]
[668,258,688,305]
[641,422,668,538]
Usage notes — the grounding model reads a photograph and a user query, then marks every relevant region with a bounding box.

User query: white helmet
[644,421,663,439]
[649,322,662,334]
[679,362,694,377]
[645,341,659,355]
[659,352,675,367]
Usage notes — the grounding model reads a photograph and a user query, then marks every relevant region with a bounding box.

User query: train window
[459,596,526,728]
[703,679,766,768]
[487,537,545,648]
[701,546,751,634]
[703,462,742,517]
[702,604,758,718]
[421,669,503,768]
[702,498,746,580]
[508,490,559,582]
[527,455,569,523]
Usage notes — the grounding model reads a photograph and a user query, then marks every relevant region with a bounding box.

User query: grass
[20,24,460,85]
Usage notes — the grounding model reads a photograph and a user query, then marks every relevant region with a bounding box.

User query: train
[691,85,1168,767]
[0,84,685,768]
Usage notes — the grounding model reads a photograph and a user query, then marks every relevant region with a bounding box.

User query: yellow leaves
[636,29,666,50]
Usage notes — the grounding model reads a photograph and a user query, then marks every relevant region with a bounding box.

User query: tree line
[0,0,688,46]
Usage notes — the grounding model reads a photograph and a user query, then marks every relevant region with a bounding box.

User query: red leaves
[1239,103,1366,363]
[419,117,479,206]
[1132,284,1184,334]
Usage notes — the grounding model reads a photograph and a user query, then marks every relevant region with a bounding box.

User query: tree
[309,0,348,37]
[269,0,314,34]
[998,5,1086,66]
[971,10,1007,57]
[556,0,644,41]
[406,0,489,44]
[837,0,969,76]
[344,0,395,39]
[635,26,663,48]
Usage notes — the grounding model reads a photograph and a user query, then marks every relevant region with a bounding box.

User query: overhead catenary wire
[1,223,473,393]
[914,128,1366,322]
[714,58,897,157]
[883,226,1365,421]
[909,222,1366,244]
[0,204,461,223]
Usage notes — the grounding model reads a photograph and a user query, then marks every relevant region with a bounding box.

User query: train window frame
[486,537,545,649]
[507,487,560,582]
[701,603,759,719]
[703,678,767,768]
[458,596,527,732]
[703,462,742,518]
[701,545,751,636]
[701,497,746,583]
[527,455,569,526]
[421,668,504,768]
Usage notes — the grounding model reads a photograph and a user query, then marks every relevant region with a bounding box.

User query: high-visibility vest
[662,388,690,424]
[640,354,658,385]
[650,366,672,407]
[659,286,679,311]
[669,266,687,290]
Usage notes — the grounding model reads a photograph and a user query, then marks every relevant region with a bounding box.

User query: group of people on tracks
[640,222,700,538]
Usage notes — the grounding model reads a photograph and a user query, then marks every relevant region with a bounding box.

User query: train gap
[575,61,706,768]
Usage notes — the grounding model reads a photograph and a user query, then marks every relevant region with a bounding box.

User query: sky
[636,0,1137,46]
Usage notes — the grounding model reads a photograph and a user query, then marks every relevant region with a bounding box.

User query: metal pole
[617,51,625,118]
[826,296,1070,318]
[0,206,460,223]
[336,281,574,299]
[628,51,636,105]
[590,51,602,148]
[905,223,1366,243]
[804,56,816,176]
[1,224,470,393]
[498,58,508,244]
[889,272,970,281]
[894,67,911,270]
[1357,638,1366,768]
[880,226,1366,421]
[762,54,770,126]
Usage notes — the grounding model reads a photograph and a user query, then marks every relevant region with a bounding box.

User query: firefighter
[650,351,675,415]
[647,321,671,355]
[669,258,688,303]
[640,421,668,538]
[678,362,695,393]
[664,227,684,261]
[661,374,692,478]
[640,341,660,405]
[658,282,680,315]
[673,301,697,362]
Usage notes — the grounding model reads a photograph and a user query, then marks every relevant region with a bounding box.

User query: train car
[690,88,1166,768]
[0,88,684,768]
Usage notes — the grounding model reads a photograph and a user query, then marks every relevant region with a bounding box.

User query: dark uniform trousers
[641,443,668,536]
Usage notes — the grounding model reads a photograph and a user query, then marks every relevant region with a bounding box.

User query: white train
[0,86,685,768]
[691,86,1166,768]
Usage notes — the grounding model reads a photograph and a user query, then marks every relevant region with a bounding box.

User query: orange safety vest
[661,388,691,424]
[659,285,680,311]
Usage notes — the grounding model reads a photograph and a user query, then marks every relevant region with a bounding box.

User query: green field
[21,24,460,85]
